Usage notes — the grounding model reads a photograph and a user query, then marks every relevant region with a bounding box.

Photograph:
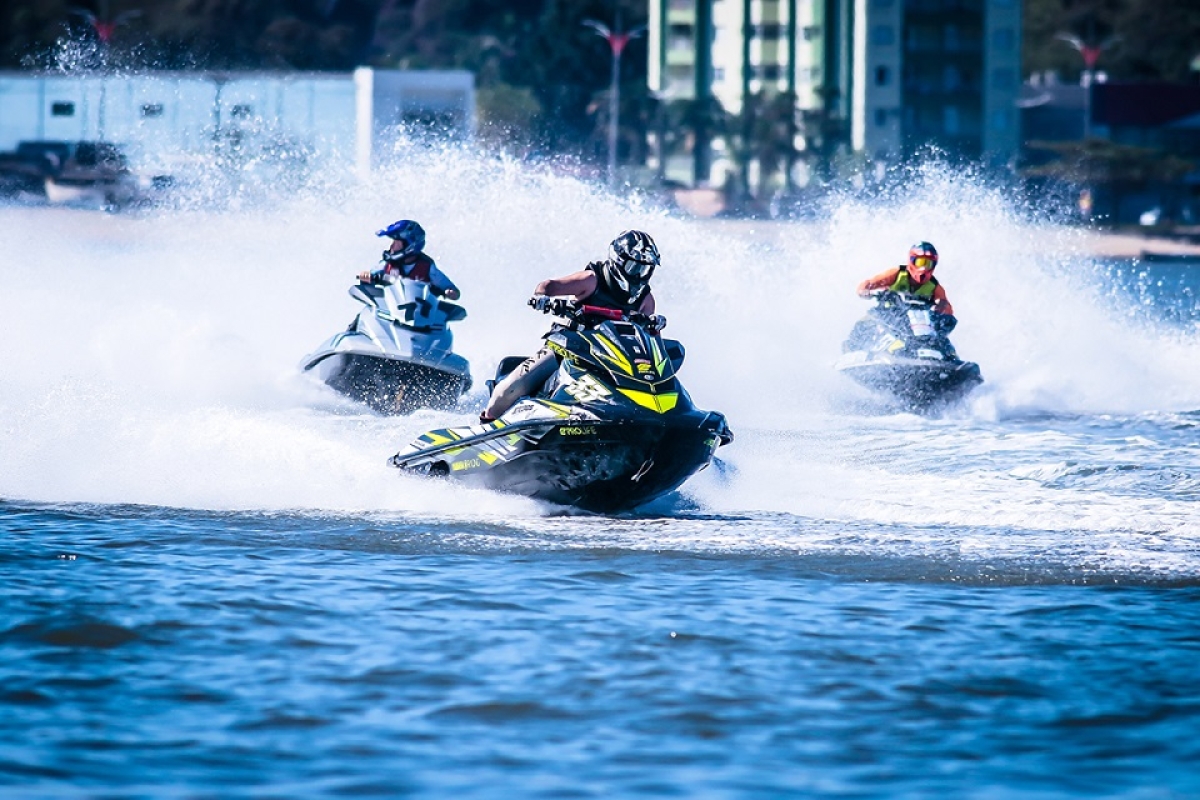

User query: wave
[1,146,1198,525]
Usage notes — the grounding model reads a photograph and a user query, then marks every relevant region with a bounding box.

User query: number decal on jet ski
[563,373,611,403]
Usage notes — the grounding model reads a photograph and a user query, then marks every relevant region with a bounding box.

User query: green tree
[1024,0,1200,83]
[1024,138,1196,223]
[727,90,798,201]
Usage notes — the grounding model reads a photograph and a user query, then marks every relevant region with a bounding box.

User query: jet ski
[388,298,733,513]
[301,277,471,415]
[834,291,982,410]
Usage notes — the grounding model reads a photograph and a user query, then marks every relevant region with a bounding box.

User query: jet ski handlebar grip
[578,305,624,320]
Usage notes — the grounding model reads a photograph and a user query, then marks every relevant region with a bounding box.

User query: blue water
[3,162,1200,797]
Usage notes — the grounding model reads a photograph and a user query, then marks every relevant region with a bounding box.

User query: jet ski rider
[480,229,666,424]
[358,219,460,300]
[856,241,957,334]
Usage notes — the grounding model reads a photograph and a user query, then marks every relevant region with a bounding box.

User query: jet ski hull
[306,350,471,415]
[390,410,729,512]
[302,279,471,415]
[837,355,982,409]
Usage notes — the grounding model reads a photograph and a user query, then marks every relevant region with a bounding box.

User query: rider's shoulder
[561,268,599,284]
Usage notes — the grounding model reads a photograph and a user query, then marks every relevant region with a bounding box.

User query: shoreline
[7,203,1200,261]
[1072,229,1200,259]
[693,214,1200,260]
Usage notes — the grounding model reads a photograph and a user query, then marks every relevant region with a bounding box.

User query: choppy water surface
[2,155,1200,797]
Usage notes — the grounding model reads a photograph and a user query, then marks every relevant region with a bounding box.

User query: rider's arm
[856,267,901,297]
[359,263,398,285]
[638,292,656,315]
[535,271,597,299]
[931,285,954,316]
[427,261,460,300]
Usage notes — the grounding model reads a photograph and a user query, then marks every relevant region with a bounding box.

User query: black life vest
[584,262,646,312]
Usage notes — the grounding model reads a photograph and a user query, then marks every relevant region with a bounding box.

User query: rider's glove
[529,295,550,312]
[646,314,667,333]
[933,313,958,335]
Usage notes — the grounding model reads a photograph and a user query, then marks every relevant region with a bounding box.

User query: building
[648,0,1022,186]
[0,68,475,176]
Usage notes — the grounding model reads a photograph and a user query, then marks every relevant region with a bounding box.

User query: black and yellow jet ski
[388,299,733,512]
[835,291,982,411]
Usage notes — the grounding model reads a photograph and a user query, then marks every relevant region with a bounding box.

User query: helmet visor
[910,255,935,269]
[621,255,656,281]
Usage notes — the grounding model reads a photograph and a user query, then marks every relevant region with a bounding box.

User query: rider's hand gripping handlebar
[530,295,667,332]
[529,295,578,316]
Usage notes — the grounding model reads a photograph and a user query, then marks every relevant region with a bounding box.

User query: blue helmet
[376,219,426,258]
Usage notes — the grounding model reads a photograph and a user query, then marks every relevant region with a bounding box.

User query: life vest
[584,261,645,312]
[889,268,938,300]
[381,252,433,283]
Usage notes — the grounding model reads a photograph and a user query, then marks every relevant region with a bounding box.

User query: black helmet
[604,230,660,300]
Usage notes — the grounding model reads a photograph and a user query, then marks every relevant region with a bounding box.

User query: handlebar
[869,289,932,308]
[529,296,665,331]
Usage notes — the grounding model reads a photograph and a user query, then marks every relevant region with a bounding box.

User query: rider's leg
[481,348,558,421]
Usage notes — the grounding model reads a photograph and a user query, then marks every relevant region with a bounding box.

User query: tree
[727,90,798,201]
[1024,0,1200,83]
[1024,138,1196,222]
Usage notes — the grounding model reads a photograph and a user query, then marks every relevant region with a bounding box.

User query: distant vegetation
[1024,0,1200,83]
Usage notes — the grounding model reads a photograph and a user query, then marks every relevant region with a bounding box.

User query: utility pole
[785,0,797,192]
[740,0,752,198]
[1056,32,1115,140]
[584,12,645,188]
[693,0,713,186]
[72,1,141,140]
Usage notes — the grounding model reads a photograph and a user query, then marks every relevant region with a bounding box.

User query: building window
[756,23,784,39]
[875,66,890,86]
[871,25,894,46]
[945,24,960,51]
[713,67,726,82]
[669,23,693,50]
[802,25,821,41]
[992,28,1015,50]
[141,103,164,118]
[875,109,888,127]
[50,101,75,117]
[944,106,960,135]
[755,65,783,81]
[943,65,962,91]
